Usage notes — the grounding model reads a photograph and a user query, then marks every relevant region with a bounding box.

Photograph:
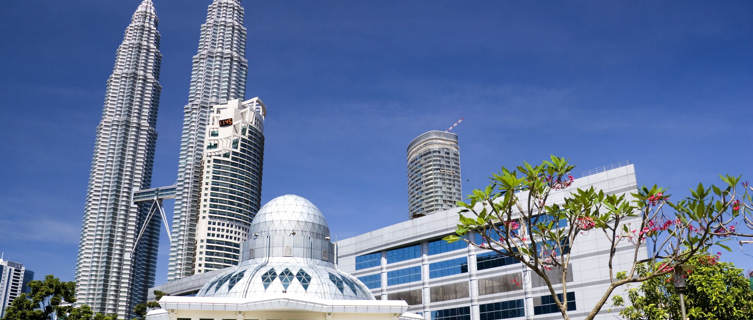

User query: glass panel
[386,244,421,264]
[261,268,277,289]
[534,292,576,315]
[388,289,422,306]
[355,252,381,270]
[295,269,311,290]
[387,266,422,286]
[340,275,361,296]
[476,251,518,270]
[478,273,523,295]
[429,257,468,279]
[480,299,525,320]
[532,264,573,287]
[279,268,294,290]
[431,306,471,320]
[430,282,469,303]
[358,274,381,289]
[428,236,467,255]
[227,270,245,291]
[329,272,344,293]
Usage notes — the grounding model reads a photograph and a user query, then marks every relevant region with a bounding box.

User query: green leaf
[443,235,461,243]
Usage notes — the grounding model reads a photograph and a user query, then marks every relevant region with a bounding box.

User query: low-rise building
[0,258,34,318]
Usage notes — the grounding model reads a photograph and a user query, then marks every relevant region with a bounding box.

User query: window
[388,289,422,306]
[480,299,525,320]
[261,269,277,289]
[534,292,576,315]
[329,273,344,293]
[478,273,523,295]
[358,274,381,289]
[429,257,468,279]
[295,269,311,290]
[210,130,219,137]
[387,266,421,286]
[355,252,381,270]
[476,252,518,270]
[428,237,467,255]
[431,306,471,320]
[430,282,469,303]
[279,268,294,290]
[386,244,421,263]
[532,264,573,287]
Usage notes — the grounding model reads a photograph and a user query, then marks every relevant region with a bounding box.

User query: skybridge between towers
[131,185,177,254]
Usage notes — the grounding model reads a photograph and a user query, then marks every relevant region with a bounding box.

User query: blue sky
[0,0,751,284]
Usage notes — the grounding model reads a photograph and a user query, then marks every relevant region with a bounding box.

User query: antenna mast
[447,118,464,132]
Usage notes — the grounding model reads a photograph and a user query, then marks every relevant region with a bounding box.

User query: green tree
[619,254,753,320]
[1,275,119,320]
[133,290,165,320]
[445,156,753,320]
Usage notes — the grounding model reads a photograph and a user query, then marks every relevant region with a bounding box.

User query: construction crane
[447,118,464,132]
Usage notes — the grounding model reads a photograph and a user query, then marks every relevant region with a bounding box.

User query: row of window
[430,293,576,320]
[356,237,469,270]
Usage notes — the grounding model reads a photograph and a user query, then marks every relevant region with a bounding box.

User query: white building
[338,165,645,319]
[195,98,266,273]
[0,258,34,318]
[148,195,420,320]
[407,131,462,219]
[75,1,163,318]
[171,0,251,281]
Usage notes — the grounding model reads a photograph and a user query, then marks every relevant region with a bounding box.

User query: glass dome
[197,195,374,301]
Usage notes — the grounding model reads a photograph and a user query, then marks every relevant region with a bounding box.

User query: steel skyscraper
[74,1,163,318]
[169,0,250,281]
[407,130,462,219]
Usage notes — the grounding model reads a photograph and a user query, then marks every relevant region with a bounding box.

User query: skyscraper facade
[194,98,266,274]
[74,1,163,318]
[407,130,462,219]
[170,0,250,281]
[0,258,34,318]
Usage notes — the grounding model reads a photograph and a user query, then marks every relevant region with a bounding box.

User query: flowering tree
[619,253,753,320]
[444,156,752,320]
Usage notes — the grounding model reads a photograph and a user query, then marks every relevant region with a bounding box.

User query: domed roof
[197,257,374,301]
[250,194,329,237]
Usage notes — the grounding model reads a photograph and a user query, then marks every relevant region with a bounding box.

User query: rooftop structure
[407,130,462,219]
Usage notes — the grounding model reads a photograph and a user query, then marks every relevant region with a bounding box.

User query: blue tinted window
[356,252,381,270]
[431,306,471,320]
[428,237,467,255]
[480,299,525,319]
[358,274,381,289]
[477,251,518,270]
[534,292,576,315]
[387,266,422,286]
[430,257,469,279]
[386,244,422,264]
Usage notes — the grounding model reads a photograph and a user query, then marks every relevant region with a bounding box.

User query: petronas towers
[169,0,250,281]
[76,0,259,318]
[76,1,162,318]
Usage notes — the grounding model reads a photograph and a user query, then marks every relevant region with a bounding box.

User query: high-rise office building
[407,130,462,219]
[74,1,163,318]
[0,258,34,318]
[194,98,266,274]
[170,0,250,281]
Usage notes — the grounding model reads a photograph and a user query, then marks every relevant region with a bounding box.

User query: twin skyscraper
[75,1,264,318]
